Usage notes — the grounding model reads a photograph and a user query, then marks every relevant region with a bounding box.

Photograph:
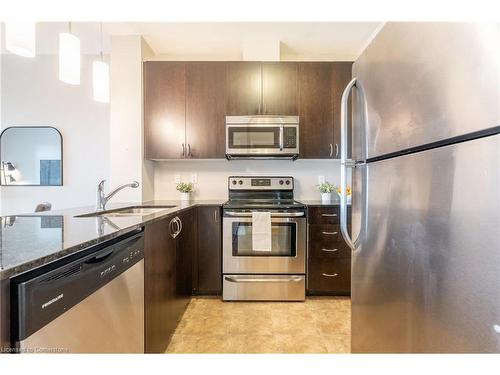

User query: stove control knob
[238,180,243,185]
[285,180,291,185]
[232,180,237,185]
[279,180,284,185]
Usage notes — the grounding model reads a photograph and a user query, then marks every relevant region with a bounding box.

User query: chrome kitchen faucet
[96,180,139,210]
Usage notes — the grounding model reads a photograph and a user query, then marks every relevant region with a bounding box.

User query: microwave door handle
[279,125,284,151]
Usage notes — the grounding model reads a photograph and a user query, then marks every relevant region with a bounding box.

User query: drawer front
[308,206,339,224]
[308,257,351,294]
[223,274,305,301]
[308,225,351,258]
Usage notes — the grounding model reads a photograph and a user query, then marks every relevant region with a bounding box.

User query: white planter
[180,192,191,202]
[321,193,332,204]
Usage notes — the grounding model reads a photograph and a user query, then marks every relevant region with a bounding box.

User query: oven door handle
[224,276,303,283]
[224,211,304,217]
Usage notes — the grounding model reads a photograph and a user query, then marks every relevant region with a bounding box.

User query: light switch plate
[191,174,198,184]
[318,175,326,184]
[174,174,181,184]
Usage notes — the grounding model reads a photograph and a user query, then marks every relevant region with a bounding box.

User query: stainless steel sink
[75,205,176,218]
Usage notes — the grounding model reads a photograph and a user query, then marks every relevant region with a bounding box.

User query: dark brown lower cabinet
[144,209,196,353]
[175,209,196,312]
[194,206,222,294]
[144,216,177,353]
[307,206,351,296]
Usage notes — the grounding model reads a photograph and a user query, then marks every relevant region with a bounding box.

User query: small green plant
[176,182,194,193]
[318,182,335,194]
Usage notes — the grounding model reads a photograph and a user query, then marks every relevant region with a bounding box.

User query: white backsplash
[154,159,344,201]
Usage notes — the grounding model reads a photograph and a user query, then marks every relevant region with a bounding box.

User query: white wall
[0,54,109,215]
[154,159,343,202]
[109,35,154,203]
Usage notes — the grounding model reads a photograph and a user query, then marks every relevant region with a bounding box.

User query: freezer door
[352,22,500,160]
[351,134,500,353]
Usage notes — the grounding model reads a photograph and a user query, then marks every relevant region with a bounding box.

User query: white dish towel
[252,211,272,252]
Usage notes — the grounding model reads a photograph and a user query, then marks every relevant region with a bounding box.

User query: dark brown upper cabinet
[185,63,227,158]
[331,62,353,159]
[226,62,298,116]
[144,62,186,159]
[144,61,351,160]
[298,62,352,159]
[226,62,262,116]
[262,62,298,115]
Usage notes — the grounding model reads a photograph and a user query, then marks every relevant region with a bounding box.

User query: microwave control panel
[283,127,297,148]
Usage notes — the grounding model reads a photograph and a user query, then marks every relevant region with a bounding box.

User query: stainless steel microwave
[225,116,299,160]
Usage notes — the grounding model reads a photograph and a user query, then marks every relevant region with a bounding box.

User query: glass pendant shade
[59,32,81,85]
[5,22,36,57]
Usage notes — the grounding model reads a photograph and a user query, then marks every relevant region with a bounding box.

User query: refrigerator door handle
[340,77,368,251]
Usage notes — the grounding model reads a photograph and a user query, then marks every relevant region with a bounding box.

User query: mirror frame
[0,126,64,186]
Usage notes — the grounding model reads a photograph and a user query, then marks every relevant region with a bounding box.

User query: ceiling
[2,22,382,60]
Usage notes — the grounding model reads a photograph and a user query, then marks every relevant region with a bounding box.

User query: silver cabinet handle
[214,209,218,223]
[264,103,267,114]
[329,143,333,157]
[169,217,178,238]
[176,216,182,236]
[321,213,337,217]
[187,143,192,158]
[322,273,339,277]
[181,143,185,158]
[225,276,303,283]
[321,248,339,252]
[224,211,304,217]
[321,231,338,235]
[335,143,339,157]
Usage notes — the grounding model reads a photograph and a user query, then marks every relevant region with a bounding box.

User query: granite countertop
[0,200,225,280]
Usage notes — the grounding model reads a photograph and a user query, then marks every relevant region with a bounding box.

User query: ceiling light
[59,22,80,85]
[5,22,36,57]
[92,23,109,103]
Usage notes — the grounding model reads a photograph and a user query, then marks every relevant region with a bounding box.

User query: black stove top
[223,199,305,210]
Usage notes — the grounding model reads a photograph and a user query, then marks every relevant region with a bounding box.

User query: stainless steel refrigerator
[339,23,500,353]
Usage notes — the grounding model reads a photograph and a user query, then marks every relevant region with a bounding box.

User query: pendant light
[59,22,80,85]
[92,23,109,103]
[5,22,36,57]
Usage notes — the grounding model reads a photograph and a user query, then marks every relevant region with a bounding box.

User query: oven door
[223,214,306,274]
[226,125,299,155]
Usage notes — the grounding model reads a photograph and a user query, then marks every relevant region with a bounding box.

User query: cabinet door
[298,63,335,158]
[226,62,262,115]
[144,62,186,159]
[144,217,177,353]
[186,63,227,158]
[195,206,222,294]
[262,62,298,115]
[331,62,353,158]
[175,209,196,314]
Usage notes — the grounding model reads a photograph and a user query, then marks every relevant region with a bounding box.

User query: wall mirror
[0,127,63,186]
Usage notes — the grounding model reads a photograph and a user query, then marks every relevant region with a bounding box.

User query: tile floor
[165,296,351,354]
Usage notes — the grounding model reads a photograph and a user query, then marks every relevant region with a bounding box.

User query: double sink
[75,205,177,218]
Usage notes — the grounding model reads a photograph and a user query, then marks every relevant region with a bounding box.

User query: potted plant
[318,182,335,203]
[176,182,194,202]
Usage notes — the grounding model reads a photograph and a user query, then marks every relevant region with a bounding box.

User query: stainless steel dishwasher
[11,230,144,353]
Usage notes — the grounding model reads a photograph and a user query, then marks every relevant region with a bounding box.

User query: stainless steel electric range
[222,176,306,301]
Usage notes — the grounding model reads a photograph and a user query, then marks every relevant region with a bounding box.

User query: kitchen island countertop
[0,200,225,280]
